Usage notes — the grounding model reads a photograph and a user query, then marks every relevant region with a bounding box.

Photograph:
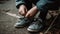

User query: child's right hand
[19,5,27,16]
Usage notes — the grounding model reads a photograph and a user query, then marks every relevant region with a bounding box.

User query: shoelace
[19,17,34,22]
[19,17,28,20]
[18,18,28,22]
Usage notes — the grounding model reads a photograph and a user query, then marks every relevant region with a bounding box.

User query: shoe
[14,17,34,28]
[27,18,45,32]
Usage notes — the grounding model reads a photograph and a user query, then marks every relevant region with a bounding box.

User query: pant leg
[38,6,48,21]
[25,0,32,10]
[38,0,59,21]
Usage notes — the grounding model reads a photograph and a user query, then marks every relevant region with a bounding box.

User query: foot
[14,17,34,28]
[27,18,45,32]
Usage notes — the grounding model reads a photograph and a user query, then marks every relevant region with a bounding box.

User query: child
[14,0,59,32]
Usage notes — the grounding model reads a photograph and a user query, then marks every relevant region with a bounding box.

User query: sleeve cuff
[16,1,25,9]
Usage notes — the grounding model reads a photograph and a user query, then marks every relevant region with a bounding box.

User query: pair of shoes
[14,17,45,32]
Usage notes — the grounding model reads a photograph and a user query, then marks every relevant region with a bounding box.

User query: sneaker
[14,17,34,28]
[27,18,45,32]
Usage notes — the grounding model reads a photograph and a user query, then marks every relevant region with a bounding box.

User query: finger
[19,11,22,15]
[22,10,25,14]
[25,8,27,13]
[22,9,27,16]
[19,10,24,16]
[25,12,30,17]
[19,10,21,14]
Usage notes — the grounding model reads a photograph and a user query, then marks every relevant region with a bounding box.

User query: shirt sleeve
[16,0,26,9]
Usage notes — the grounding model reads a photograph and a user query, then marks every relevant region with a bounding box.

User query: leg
[25,0,32,10]
[39,9,48,21]
[27,6,48,32]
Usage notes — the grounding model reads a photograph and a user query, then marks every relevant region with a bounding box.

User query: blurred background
[0,0,60,34]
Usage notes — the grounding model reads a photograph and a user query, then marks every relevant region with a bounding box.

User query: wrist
[19,5,26,9]
[30,6,38,12]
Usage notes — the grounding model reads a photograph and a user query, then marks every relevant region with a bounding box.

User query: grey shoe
[14,17,34,28]
[27,18,45,32]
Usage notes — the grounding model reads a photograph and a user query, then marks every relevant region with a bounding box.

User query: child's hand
[19,5,27,16]
[25,6,38,18]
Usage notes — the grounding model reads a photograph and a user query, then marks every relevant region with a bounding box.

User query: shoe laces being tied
[19,17,28,20]
[19,17,34,22]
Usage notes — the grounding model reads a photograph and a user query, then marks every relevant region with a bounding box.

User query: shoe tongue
[33,18,43,25]
[34,18,42,22]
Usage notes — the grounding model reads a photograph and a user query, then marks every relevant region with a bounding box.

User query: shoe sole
[27,28,40,32]
[14,25,25,28]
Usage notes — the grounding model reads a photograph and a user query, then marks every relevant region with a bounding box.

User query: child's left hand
[25,6,38,18]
